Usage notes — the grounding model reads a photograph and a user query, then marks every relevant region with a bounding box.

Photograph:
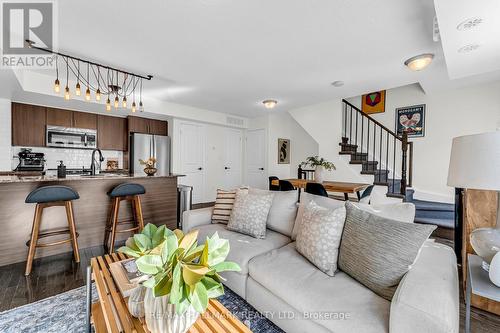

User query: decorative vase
[144,167,158,176]
[470,227,500,270]
[314,166,325,183]
[128,285,146,318]
[489,251,500,287]
[144,288,199,333]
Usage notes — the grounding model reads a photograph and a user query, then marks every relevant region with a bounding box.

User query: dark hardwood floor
[1,239,500,332]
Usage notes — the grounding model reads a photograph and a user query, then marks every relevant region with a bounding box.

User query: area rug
[0,285,283,333]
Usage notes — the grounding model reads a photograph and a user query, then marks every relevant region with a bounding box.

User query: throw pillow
[227,189,274,239]
[296,200,346,276]
[338,202,436,301]
[249,188,299,237]
[351,202,416,223]
[291,192,345,240]
[211,188,248,224]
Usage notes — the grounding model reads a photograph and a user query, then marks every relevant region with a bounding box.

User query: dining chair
[305,182,329,197]
[279,180,295,191]
[269,176,280,191]
[358,185,374,204]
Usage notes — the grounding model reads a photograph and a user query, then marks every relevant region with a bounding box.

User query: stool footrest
[26,229,80,248]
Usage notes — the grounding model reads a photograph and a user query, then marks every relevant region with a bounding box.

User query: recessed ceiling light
[331,81,344,87]
[262,99,278,109]
[404,53,434,71]
[458,44,480,53]
[457,17,483,31]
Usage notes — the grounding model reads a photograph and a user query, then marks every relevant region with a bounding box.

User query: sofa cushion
[248,242,390,333]
[250,188,299,237]
[212,189,238,224]
[292,192,345,240]
[338,202,436,301]
[296,200,346,276]
[351,201,416,223]
[227,189,274,238]
[196,223,290,275]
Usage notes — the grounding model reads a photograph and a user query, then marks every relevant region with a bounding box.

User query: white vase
[144,288,200,333]
[315,166,325,183]
[128,285,146,318]
[489,251,500,287]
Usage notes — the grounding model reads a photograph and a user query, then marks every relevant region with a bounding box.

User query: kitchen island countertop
[0,173,184,184]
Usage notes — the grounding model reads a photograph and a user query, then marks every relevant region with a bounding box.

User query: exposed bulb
[75,82,81,96]
[122,96,127,108]
[85,87,91,101]
[54,79,60,93]
[64,86,70,100]
[95,89,101,101]
[106,97,111,111]
[114,96,119,108]
[131,101,136,113]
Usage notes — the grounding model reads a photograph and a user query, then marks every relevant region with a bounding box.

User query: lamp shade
[447,131,500,191]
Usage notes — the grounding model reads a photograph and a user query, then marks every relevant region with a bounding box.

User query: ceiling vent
[458,44,480,53]
[433,16,440,42]
[226,116,245,127]
[456,17,483,31]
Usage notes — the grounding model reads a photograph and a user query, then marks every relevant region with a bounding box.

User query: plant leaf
[212,261,241,273]
[182,264,210,286]
[133,234,152,252]
[125,237,140,251]
[207,233,230,266]
[135,254,163,275]
[173,229,184,240]
[154,273,172,297]
[117,246,141,258]
[169,264,182,304]
[190,282,208,313]
[179,230,199,250]
[142,223,158,240]
[142,276,156,289]
[184,244,204,262]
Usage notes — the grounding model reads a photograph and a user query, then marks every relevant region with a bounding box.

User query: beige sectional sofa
[182,192,459,333]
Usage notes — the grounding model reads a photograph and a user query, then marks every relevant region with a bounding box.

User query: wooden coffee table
[86,253,251,333]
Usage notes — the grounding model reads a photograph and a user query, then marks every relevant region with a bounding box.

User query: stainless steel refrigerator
[130,133,171,176]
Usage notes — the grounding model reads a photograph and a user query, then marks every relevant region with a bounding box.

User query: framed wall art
[278,138,290,164]
[362,90,386,114]
[395,104,426,137]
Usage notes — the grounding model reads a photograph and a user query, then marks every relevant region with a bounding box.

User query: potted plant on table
[300,156,336,183]
[118,224,241,333]
[139,157,157,176]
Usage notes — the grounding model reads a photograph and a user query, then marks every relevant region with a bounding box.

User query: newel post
[401,130,408,197]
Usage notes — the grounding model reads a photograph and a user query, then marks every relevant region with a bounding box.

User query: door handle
[198,167,203,171]
[259,168,264,170]
[225,167,230,170]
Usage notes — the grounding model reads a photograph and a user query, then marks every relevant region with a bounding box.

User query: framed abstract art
[362,90,386,114]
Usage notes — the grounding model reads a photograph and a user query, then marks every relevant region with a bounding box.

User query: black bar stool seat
[104,183,146,253]
[24,185,80,275]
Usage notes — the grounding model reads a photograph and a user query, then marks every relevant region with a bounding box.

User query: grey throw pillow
[338,202,436,301]
[296,200,346,276]
[227,189,274,239]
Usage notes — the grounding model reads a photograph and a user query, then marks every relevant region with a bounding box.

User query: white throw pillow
[227,189,274,239]
[350,202,415,223]
[249,188,299,237]
[291,192,345,240]
[296,200,347,276]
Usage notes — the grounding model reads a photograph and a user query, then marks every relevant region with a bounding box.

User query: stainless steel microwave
[46,126,97,149]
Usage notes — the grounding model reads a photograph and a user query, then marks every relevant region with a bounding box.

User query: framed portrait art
[278,138,290,164]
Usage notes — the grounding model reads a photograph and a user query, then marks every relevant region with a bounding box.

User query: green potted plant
[300,156,336,182]
[118,224,241,333]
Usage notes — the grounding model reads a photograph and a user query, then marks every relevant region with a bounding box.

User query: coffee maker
[15,148,45,172]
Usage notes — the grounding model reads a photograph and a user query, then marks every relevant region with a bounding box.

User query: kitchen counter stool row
[24,182,146,275]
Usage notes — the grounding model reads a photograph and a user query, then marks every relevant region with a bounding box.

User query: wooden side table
[85,253,252,333]
[465,254,500,333]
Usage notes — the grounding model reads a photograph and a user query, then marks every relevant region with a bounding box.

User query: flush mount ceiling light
[458,44,480,53]
[404,53,434,71]
[457,17,483,31]
[331,81,344,87]
[26,39,152,113]
[262,99,278,109]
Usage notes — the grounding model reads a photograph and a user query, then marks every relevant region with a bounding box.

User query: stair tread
[412,199,454,212]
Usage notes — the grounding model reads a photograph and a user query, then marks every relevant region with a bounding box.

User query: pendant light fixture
[25,39,153,112]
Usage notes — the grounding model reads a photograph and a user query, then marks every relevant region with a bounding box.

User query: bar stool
[24,185,80,276]
[104,183,146,253]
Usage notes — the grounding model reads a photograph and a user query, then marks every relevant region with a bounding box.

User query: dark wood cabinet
[46,108,72,127]
[97,115,127,151]
[128,116,168,135]
[73,111,97,129]
[11,103,46,147]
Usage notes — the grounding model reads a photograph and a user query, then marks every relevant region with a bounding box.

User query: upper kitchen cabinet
[97,115,127,151]
[128,116,168,136]
[46,108,97,129]
[11,103,46,147]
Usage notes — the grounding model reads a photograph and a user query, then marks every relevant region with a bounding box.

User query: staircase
[340,99,413,199]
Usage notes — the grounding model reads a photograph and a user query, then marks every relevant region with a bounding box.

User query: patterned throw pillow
[212,188,248,224]
[295,200,346,276]
[227,189,274,239]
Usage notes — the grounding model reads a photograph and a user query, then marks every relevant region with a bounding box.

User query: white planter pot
[489,251,500,287]
[315,166,326,183]
[144,288,200,333]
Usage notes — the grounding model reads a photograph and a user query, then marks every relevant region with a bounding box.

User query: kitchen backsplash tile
[11,147,123,170]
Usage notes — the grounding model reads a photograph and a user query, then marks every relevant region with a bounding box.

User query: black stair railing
[341,99,413,197]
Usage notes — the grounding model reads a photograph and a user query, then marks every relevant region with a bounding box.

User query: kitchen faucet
[90,148,104,175]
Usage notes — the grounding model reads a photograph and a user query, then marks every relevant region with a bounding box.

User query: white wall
[0,99,12,171]
[347,82,500,202]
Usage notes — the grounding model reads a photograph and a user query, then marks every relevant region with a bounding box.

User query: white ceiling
[3,0,500,117]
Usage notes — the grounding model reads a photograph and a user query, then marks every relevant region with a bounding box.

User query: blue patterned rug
[0,285,283,333]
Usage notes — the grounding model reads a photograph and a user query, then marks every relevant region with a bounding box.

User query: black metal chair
[269,176,280,191]
[359,185,374,203]
[279,180,295,191]
[305,182,329,197]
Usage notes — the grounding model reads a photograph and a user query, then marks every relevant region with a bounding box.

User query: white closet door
[224,128,243,189]
[179,122,205,204]
[245,128,267,189]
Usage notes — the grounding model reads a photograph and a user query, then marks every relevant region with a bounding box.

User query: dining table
[271,179,370,200]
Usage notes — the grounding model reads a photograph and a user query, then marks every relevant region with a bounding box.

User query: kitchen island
[0,173,183,266]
